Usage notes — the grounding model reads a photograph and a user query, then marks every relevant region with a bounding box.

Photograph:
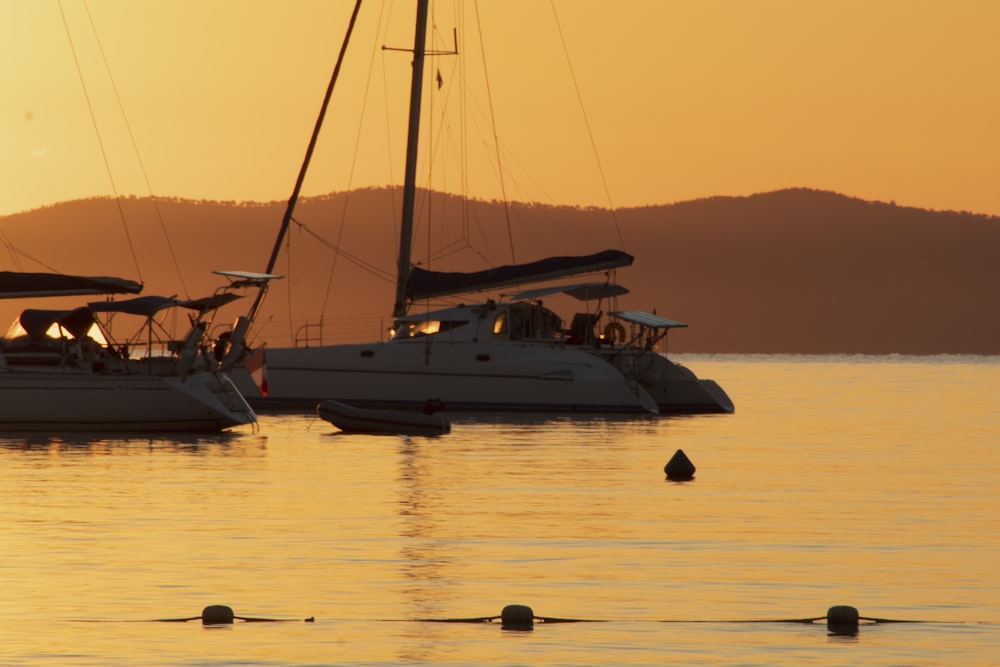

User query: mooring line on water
[399,615,606,624]
[379,603,973,630]
[386,615,930,625]
[68,603,994,629]
[155,615,315,623]
[71,615,985,626]
[74,616,315,624]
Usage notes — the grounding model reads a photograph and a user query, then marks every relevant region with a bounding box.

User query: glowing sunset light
[1,0,999,217]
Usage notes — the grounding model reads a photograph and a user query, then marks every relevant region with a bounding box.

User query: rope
[75,615,314,623]
[291,217,395,284]
[57,0,144,285]
[472,1,516,265]
[81,0,187,297]
[547,0,627,252]
[69,611,983,626]
[394,614,939,625]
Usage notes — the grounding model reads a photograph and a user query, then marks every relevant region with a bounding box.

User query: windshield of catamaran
[492,303,562,340]
[391,319,470,339]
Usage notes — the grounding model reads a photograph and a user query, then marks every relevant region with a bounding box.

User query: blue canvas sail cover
[0,271,142,299]
[405,249,634,301]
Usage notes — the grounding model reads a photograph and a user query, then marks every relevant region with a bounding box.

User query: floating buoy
[202,605,235,625]
[664,449,696,480]
[826,605,860,634]
[500,604,534,630]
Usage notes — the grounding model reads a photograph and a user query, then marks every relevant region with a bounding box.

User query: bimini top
[88,295,179,317]
[87,293,245,318]
[0,271,142,300]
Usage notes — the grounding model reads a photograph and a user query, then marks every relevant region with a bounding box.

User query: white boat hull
[241,340,659,414]
[0,368,255,432]
[589,347,735,414]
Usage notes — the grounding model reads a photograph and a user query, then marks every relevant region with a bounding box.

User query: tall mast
[393,0,430,319]
[253,0,363,322]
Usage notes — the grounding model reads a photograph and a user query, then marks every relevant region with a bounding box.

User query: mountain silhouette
[1,188,996,354]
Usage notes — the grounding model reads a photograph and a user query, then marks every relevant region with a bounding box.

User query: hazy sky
[3,0,999,217]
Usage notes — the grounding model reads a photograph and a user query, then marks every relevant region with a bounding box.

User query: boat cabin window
[492,312,507,335]
[391,319,469,340]
[493,304,561,341]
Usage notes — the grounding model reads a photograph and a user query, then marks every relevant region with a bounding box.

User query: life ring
[603,321,626,344]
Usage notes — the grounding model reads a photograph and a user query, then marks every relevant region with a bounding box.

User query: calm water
[1,356,998,666]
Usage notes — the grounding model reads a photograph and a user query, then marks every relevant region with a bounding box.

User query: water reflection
[396,438,459,619]
[0,429,267,456]
[2,358,998,666]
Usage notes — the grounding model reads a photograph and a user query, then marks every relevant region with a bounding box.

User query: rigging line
[0,231,24,271]
[255,0,364,343]
[423,236,477,264]
[422,4,434,274]
[378,18,400,253]
[3,246,62,274]
[256,0,364,323]
[291,217,395,283]
[82,0,187,298]
[424,4,439,277]
[57,0,143,285]
[459,2,472,248]
[316,0,394,322]
[548,0,626,252]
[472,0,516,265]
[422,9,462,272]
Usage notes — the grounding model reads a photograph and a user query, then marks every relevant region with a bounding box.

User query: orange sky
[3,0,1000,218]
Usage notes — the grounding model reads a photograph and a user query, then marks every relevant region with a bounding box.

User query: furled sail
[406,249,634,302]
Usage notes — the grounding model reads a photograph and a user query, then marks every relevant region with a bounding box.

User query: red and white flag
[244,348,268,398]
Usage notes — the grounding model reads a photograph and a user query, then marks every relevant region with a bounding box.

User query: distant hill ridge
[1,188,996,354]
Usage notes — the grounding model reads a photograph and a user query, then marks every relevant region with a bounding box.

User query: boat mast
[393,0,430,319]
[252,1,363,322]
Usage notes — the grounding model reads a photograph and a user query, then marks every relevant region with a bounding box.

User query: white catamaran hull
[243,340,660,414]
[588,347,734,414]
[0,369,255,432]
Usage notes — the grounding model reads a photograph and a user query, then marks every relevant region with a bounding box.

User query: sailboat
[243,1,733,415]
[0,269,278,431]
[0,9,286,432]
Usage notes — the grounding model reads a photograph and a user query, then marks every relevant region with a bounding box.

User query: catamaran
[240,1,733,415]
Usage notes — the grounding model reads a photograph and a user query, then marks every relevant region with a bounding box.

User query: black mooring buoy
[664,449,696,480]
[500,604,534,630]
[202,605,235,625]
[826,605,860,634]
